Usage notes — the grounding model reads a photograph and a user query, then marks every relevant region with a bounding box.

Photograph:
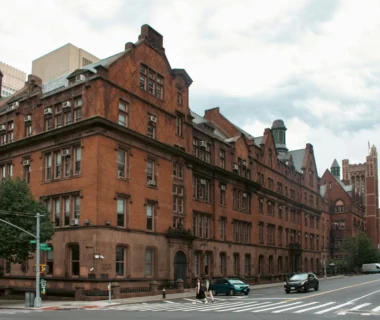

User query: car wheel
[212,290,217,296]
[244,292,249,295]
[229,289,235,296]
[304,284,309,293]
[314,283,319,291]
[285,290,291,294]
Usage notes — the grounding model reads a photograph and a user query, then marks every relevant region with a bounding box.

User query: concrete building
[320,161,366,265]
[32,43,99,83]
[0,25,329,295]
[0,62,26,98]
[342,146,379,247]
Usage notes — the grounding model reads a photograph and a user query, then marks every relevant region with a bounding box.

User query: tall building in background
[0,62,26,98]
[32,43,99,83]
[342,145,379,247]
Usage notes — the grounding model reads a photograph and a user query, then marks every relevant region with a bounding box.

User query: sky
[1,0,379,178]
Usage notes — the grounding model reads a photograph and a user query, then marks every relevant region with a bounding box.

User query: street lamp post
[0,213,42,307]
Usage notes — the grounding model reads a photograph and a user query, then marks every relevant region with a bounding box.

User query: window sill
[192,198,212,205]
[146,184,158,189]
[117,177,130,182]
[42,175,82,184]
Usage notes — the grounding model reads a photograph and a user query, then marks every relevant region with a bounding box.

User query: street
[2,275,380,319]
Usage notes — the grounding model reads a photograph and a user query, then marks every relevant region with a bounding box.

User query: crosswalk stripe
[350,303,371,311]
[252,301,302,312]
[372,306,380,312]
[272,301,318,313]
[204,301,259,312]
[179,301,247,312]
[314,302,353,314]
[294,302,335,313]
[234,301,286,313]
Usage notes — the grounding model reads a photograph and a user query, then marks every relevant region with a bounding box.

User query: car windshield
[290,274,308,281]
[229,280,244,284]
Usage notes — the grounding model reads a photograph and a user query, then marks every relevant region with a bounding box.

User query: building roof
[331,159,340,168]
[272,119,286,129]
[277,149,306,173]
[80,51,125,73]
[334,175,352,192]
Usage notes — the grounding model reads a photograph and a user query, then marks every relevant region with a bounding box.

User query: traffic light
[33,264,49,273]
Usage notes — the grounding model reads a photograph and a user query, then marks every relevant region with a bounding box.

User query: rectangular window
[25,123,32,137]
[278,228,283,246]
[46,154,52,180]
[259,198,264,213]
[71,245,80,276]
[145,249,154,276]
[117,198,126,227]
[146,159,155,182]
[64,197,71,226]
[146,203,154,231]
[116,246,125,276]
[74,196,80,219]
[177,92,183,106]
[219,253,226,276]
[172,163,183,179]
[46,247,53,275]
[220,218,226,241]
[54,199,60,227]
[192,138,198,157]
[173,184,184,215]
[176,114,183,136]
[118,101,129,127]
[64,153,71,177]
[74,107,82,122]
[258,223,264,243]
[219,184,226,206]
[55,114,63,128]
[220,149,226,169]
[140,64,164,100]
[55,152,62,179]
[192,176,211,202]
[74,147,81,175]
[244,254,251,275]
[117,150,128,178]
[64,112,73,125]
[23,163,30,183]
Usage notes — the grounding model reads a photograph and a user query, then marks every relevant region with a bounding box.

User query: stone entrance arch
[174,250,187,282]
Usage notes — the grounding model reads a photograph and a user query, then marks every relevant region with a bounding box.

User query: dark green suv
[210,278,250,296]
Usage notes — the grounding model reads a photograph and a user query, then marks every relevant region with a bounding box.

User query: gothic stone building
[0,25,328,291]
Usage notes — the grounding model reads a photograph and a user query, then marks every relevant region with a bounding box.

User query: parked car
[210,278,250,296]
[362,263,380,274]
[284,273,319,294]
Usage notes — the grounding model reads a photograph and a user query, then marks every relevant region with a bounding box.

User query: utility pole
[34,212,41,308]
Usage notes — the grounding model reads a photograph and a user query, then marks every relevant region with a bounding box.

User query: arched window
[269,256,273,274]
[278,256,283,273]
[258,255,264,275]
[335,200,344,213]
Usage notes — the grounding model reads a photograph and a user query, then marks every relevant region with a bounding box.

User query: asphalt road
[2,274,380,320]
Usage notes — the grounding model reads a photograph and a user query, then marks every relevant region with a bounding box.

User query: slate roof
[278,148,306,173]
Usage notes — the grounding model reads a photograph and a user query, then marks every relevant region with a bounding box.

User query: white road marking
[294,302,335,313]
[350,303,371,311]
[235,301,286,312]
[272,301,318,313]
[164,300,176,303]
[372,306,380,312]
[315,302,353,314]
[252,301,302,312]
[203,301,258,312]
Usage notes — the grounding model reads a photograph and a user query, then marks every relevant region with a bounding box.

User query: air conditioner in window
[23,160,30,166]
[62,149,71,157]
[233,164,239,170]
[24,115,32,122]
[220,185,226,191]
[199,141,207,148]
[62,101,71,109]
[0,125,5,131]
[242,160,247,166]
[147,180,156,186]
[200,179,206,185]
[242,192,248,198]
[71,218,79,226]
[75,74,86,82]
[44,108,52,115]
[148,115,157,123]
[10,101,19,109]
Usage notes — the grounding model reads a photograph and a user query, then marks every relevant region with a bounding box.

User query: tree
[342,232,380,271]
[0,178,54,263]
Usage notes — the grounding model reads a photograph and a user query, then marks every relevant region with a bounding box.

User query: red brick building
[0,25,329,292]
[320,161,366,263]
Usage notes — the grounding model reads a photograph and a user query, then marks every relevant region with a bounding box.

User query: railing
[158,280,178,290]
[83,289,110,296]
[120,287,150,294]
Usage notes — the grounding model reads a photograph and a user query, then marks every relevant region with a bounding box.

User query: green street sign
[39,243,49,248]
[29,240,36,244]
[40,247,52,251]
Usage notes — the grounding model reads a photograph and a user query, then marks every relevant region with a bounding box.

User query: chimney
[138,24,164,53]
[0,70,3,99]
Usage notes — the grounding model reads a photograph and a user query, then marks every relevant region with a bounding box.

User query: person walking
[193,278,208,304]
[204,274,214,303]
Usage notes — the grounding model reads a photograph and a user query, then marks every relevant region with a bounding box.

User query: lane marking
[350,303,371,311]
[294,302,335,313]
[283,279,380,302]
[272,301,318,313]
[372,306,380,312]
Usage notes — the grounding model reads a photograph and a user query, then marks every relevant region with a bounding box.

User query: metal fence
[120,287,150,294]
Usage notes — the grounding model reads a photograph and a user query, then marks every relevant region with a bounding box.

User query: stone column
[176,279,184,292]
[112,282,120,299]
[149,281,158,294]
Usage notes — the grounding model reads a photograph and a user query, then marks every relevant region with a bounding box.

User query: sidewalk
[0,275,344,311]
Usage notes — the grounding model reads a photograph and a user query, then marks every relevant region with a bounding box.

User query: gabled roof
[278,148,306,173]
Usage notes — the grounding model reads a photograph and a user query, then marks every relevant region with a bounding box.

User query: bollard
[162,288,166,299]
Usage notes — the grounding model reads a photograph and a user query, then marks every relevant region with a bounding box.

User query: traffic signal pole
[34,212,41,307]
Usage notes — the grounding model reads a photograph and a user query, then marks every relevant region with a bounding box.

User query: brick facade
[0,25,330,293]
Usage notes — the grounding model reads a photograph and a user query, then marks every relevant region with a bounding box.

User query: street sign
[40,247,52,251]
[40,279,46,288]
[39,243,49,248]
[29,240,36,244]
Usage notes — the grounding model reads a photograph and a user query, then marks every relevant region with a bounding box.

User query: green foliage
[342,232,380,271]
[0,178,54,263]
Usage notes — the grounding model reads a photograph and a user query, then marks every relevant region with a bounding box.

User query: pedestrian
[204,274,214,303]
[193,278,208,304]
